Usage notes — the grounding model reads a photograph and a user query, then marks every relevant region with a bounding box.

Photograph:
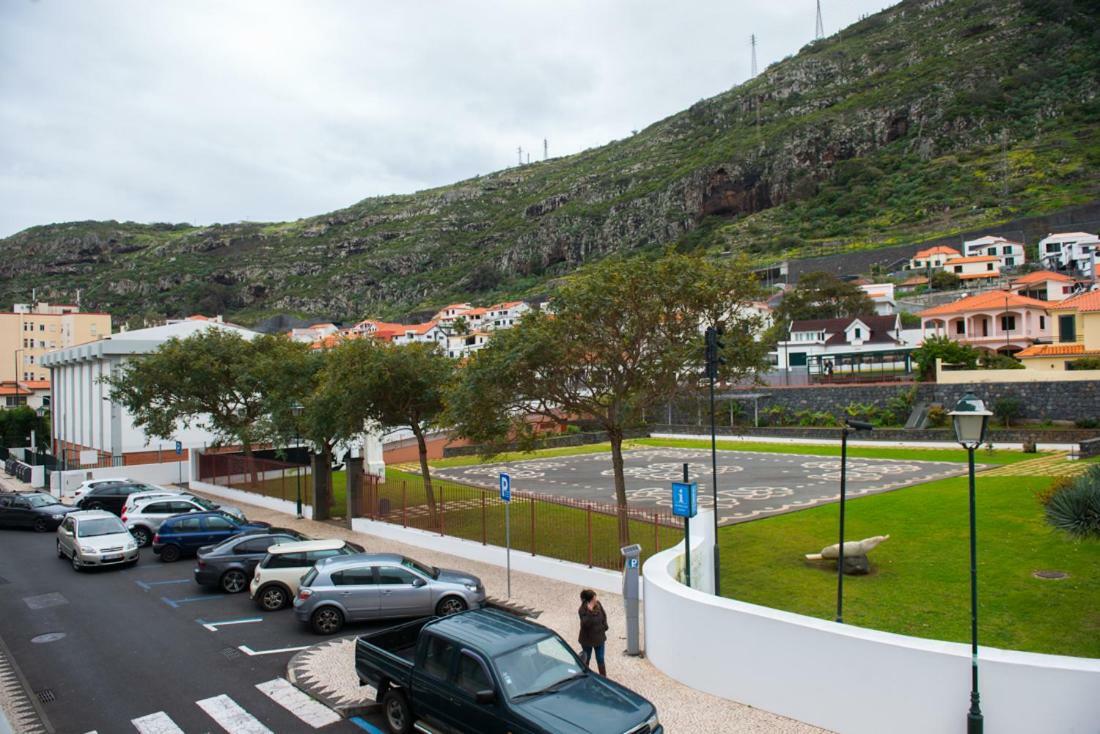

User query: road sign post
[671,469,699,590]
[500,472,512,598]
[175,440,183,486]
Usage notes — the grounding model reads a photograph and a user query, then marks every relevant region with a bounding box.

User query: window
[422,635,456,681]
[986,263,994,271]
[167,501,197,513]
[1039,316,1046,330]
[143,502,172,514]
[305,549,344,563]
[494,636,581,700]
[332,568,375,586]
[1000,315,1016,332]
[853,328,861,340]
[1005,258,1014,267]
[456,651,493,695]
[955,321,965,335]
[266,552,307,568]
[172,516,203,532]
[377,567,419,585]
[234,537,275,554]
[954,266,963,273]
[39,324,44,331]
[204,516,235,531]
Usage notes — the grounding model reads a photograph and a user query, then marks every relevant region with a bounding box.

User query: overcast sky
[1,0,891,238]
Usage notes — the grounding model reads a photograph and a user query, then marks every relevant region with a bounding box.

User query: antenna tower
[543,138,548,161]
[517,146,523,166]
[750,34,758,77]
[815,0,824,39]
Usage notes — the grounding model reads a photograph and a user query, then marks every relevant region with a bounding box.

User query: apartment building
[0,303,111,383]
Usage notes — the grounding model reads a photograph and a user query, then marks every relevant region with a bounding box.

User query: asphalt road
[435,447,969,524]
[0,527,389,734]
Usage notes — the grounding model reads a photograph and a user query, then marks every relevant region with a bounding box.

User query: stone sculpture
[805,535,890,575]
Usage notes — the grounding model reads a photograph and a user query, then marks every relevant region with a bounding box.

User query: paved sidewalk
[192,491,826,734]
[981,452,1089,477]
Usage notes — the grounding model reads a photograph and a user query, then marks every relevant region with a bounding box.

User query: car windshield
[26,495,59,508]
[77,518,127,537]
[495,635,585,700]
[192,497,217,510]
[401,557,439,579]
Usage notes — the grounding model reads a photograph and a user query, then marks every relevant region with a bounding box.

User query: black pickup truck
[355,607,662,734]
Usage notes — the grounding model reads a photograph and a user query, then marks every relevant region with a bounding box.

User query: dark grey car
[293,553,486,635]
[193,528,309,593]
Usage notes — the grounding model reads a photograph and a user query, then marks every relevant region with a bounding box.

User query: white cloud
[0,0,890,236]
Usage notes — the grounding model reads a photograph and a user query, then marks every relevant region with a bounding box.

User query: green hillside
[2,0,1098,325]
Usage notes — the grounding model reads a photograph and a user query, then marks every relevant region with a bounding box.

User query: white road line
[238,644,309,656]
[131,711,185,734]
[196,694,273,734]
[256,678,341,728]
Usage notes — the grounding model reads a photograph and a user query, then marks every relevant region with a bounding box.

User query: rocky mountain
[3,0,1098,325]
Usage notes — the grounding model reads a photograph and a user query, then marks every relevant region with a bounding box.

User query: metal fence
[197,452,318,502]
[360,471,682,572]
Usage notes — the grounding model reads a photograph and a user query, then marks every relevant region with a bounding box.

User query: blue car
[152,511,269,563]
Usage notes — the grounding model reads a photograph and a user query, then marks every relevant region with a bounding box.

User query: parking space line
[135,579,191,591]
[349,718,385,733]
[238,644,309,657]
[198,617,262,632]
[161,595,223,609]
[131,711,185,733]
[256,677,341,728]
[196,694,273,734]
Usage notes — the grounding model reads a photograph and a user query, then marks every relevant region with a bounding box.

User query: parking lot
[0,527,387,733]
[434,447,971,524]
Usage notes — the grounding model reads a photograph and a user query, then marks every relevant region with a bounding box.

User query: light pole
[291,403,305,519]
[836,418,873,624]
[949,393,992,734]
[704,326,725,595]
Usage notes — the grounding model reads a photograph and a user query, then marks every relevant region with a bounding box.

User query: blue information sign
[499,472,511,502]
[671,481,698,518]
[175,440,183,455]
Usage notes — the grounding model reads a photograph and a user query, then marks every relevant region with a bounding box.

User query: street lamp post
[291,403,305,519]
[949,393,992,734]
[836,418,873,624]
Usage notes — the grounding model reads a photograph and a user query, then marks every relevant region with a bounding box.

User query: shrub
[926,405,948,428]
[1068,357,1100,371]
[993,397,1023,427]
[980,353,1025,370]
[1037,475,1075,507]
[1074,417,1099,429]
[1045,467,1100,538]
[885,386,918,425]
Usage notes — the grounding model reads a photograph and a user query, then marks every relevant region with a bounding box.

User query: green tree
[325,340,456,523]
[769,272,876,342]
[930,270,960,290]
[446,251,767,545]
[911,334,980,380]
[0,407,49,450]
[993,397,1023,428]
[105,329,306,470]
[450,316,470,336]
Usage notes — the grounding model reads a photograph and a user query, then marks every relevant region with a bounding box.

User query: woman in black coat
[577,589,609,676]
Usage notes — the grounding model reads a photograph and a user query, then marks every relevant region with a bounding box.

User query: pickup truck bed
[356,617,433,691]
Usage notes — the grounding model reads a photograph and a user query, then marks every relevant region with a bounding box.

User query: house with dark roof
[774,314,913,376]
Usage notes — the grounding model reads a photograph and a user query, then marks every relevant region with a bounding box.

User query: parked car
[56,510,140,572]
[120,488,187,516]
[355,608,662,734]
[76,482,163,516]
[71,477,133,501]
[152,511,270,562]
[194,528,310,593]
[123,495,246,547]
[249,538,364,611]
[294,553,486,635]
[0,492,75,532]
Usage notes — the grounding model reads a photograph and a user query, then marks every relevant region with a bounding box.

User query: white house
[431,303,473,325]
[390,321,449,348]
[445,332,491,360]
[858,283,897,315]
[1039,232,1099,276]
[483,301,531,330]
[962,235,1026,269]
[288,323,339,343]
[774,315,912,374]
[907,246,960,271]
[41,318,258,467]
[1010,270,1077,302]
[942,255,1001,283]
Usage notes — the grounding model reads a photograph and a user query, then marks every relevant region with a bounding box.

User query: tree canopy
[770,272,876,331]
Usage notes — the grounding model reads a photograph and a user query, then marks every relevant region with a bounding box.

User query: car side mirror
[412,578,427,588]
[474,689,495,705]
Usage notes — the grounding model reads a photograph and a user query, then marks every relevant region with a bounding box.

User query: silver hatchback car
[56,511,140,571]
[293,553,486,635]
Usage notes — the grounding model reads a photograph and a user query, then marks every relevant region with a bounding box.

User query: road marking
[161,595,222,609]
[238,644,309,656]
[131,711,185,733]
[198,617,263,632]
[349,718,385,733]
[135,579,190,590]
[256,678,341,728]
[196,694,273,734]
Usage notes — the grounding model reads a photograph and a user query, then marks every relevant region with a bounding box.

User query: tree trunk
[311,446,333,521]
[609,429,631,546]
[412,424,438,526]
[241,440,260,488]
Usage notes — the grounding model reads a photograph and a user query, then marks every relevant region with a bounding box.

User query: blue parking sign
[499,473,511,502]
[671,481,698,518]
[175,440,183,455]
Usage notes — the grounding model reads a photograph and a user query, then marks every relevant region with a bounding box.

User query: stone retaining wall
[650,424,1100,445]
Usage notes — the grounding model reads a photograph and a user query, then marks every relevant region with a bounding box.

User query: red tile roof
[1017,343,1100,358]
[1012,270,1075,285]
[919,290,1050,317]
[1056,289,1100,313]
[944,255,999,265]
[913,246,960,259]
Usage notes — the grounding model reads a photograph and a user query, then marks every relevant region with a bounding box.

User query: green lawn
[427,441,650,468]
[633,437,1038,465]
[717,474,1100,657]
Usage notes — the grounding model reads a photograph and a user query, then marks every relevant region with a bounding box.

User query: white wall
[189,479,314,520]
[52,461,189,496]
[643,539,1100,734]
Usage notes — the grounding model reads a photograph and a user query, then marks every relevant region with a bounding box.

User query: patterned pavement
[980,452,1090,477]
[432,448,971,524]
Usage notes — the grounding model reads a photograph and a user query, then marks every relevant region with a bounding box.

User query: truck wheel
[382,688,412,734]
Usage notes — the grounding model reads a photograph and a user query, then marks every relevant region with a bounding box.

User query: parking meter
[621,544,642,656]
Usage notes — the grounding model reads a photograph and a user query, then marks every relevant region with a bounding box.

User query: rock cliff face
[2,0,1098,324]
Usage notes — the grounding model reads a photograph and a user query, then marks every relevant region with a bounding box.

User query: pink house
[918,289,1051,356]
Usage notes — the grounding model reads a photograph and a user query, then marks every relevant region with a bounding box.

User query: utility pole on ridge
[815,0,825,40]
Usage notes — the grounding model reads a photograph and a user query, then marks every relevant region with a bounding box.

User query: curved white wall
[644,540,1100,734]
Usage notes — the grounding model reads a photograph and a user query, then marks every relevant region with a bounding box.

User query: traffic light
[704,325,725,380]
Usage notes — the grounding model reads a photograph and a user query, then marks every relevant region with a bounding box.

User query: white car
[72,477,132,501]
[56,510,140,571]
[121,488,187,517]
[123,495,245,547]
[249,538,363,611]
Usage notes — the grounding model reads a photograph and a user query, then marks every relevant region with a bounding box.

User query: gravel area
[200,492,829,734]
